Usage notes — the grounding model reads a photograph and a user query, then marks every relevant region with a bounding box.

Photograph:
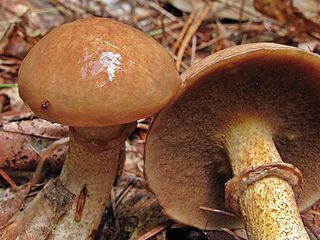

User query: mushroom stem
[224,117,309,240]
[51,124,136,239]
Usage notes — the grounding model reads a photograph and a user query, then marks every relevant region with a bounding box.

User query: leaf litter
[0,0,319,239]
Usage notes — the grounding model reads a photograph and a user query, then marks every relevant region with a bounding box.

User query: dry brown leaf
[0,168,17,189]
[0,178,74,240]
[212,20,234,52]
[302,199,320,237]
[169,0,262,21]
[97,174,167,239]
[0,88,24,112]
[3,26,34,59]
[0,130,68,172]
[0,113,68,171]
[1,0,64,37]
[0,183,30,227]
[0,24,15,54]
[298,41,319,52]
[2,118,68,139]
[24,7,64,37]
[254,0,320,34]
[0,130,41,171]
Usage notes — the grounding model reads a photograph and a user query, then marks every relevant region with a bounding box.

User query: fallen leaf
[0,178,74,240]
[0,113,68,171]
[298,41,319,52]
[169,0,262,21]
[0,130,41,171]
[3,25,34,59]
[98,173,168,239]
[0,168,17,189]
[0,88,24,112]
[254,0,320,34]
[0,183,30,227]
[302,199,320,237]
[2,118,69,139]
[0,130,68,172]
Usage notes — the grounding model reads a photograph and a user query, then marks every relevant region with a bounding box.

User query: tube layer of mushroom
[145,43,320,240]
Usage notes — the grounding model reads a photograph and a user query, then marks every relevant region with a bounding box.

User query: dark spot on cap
[40,100,50,111]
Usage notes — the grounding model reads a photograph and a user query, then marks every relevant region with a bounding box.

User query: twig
[0,95,6,113]
[137,0,179,22]
[190,35,197,65]
[115,179,137,208]
[31,137,69,187]
[215,0,261,19]
[0,167,17,190]
[302,217,320,240]
[309,209,320,217]
[136,220,172,240]
[237,0,246,43]
[221,228,247,240]
[172,10,196,54]
[176,1,211,71]
[167,49,189,71]
[75,185,88,222]
[199,206,237,217]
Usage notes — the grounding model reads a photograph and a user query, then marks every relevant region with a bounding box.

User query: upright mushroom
[145,43,320,239]
[18,17,179,239]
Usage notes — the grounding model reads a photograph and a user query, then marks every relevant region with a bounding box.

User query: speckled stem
[224,117,309,240]
[50,124,136,240]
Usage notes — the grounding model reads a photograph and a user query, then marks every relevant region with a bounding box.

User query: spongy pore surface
[145,43,320,230]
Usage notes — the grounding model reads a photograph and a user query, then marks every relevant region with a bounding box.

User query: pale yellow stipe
[225,117,309,240]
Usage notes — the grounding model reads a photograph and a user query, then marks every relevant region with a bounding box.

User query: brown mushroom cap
[18,17,180,126]
[145,43,320,230]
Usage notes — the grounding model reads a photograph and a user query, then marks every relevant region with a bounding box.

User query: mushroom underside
[145,51,320,230]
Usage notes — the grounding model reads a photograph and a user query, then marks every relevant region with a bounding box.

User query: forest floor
[0,0,320,239]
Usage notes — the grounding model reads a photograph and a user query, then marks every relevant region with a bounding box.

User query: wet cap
[19,17,180,126]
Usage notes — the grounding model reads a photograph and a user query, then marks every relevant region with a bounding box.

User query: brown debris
[302,200,320,237]
[31,137,69,186]
[172,9,196,54]
[0,129,67,172]
[74,185,88,222]
[0,183,30,228]
[175,1,211,71]
[0,113,68,172]
[0,1,319,240]
[3,24,35,59]
[0,88,24,112]
[0,178,74,240]
[1,114,69,139]
[136,220,172,240]
[0,168,17,190]
[254,0,320,35]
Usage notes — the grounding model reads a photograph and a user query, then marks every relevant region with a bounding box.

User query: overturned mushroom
[17,17,179,239]
[145,43,320,239]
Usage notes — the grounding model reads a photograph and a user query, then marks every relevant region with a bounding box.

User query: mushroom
[145,43,320,239]
[18,17,180,239]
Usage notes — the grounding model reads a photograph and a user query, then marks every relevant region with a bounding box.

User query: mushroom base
[224,117,309,240]
[50,124,136,240]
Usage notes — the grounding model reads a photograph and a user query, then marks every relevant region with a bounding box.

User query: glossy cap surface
[19,17,180,126]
